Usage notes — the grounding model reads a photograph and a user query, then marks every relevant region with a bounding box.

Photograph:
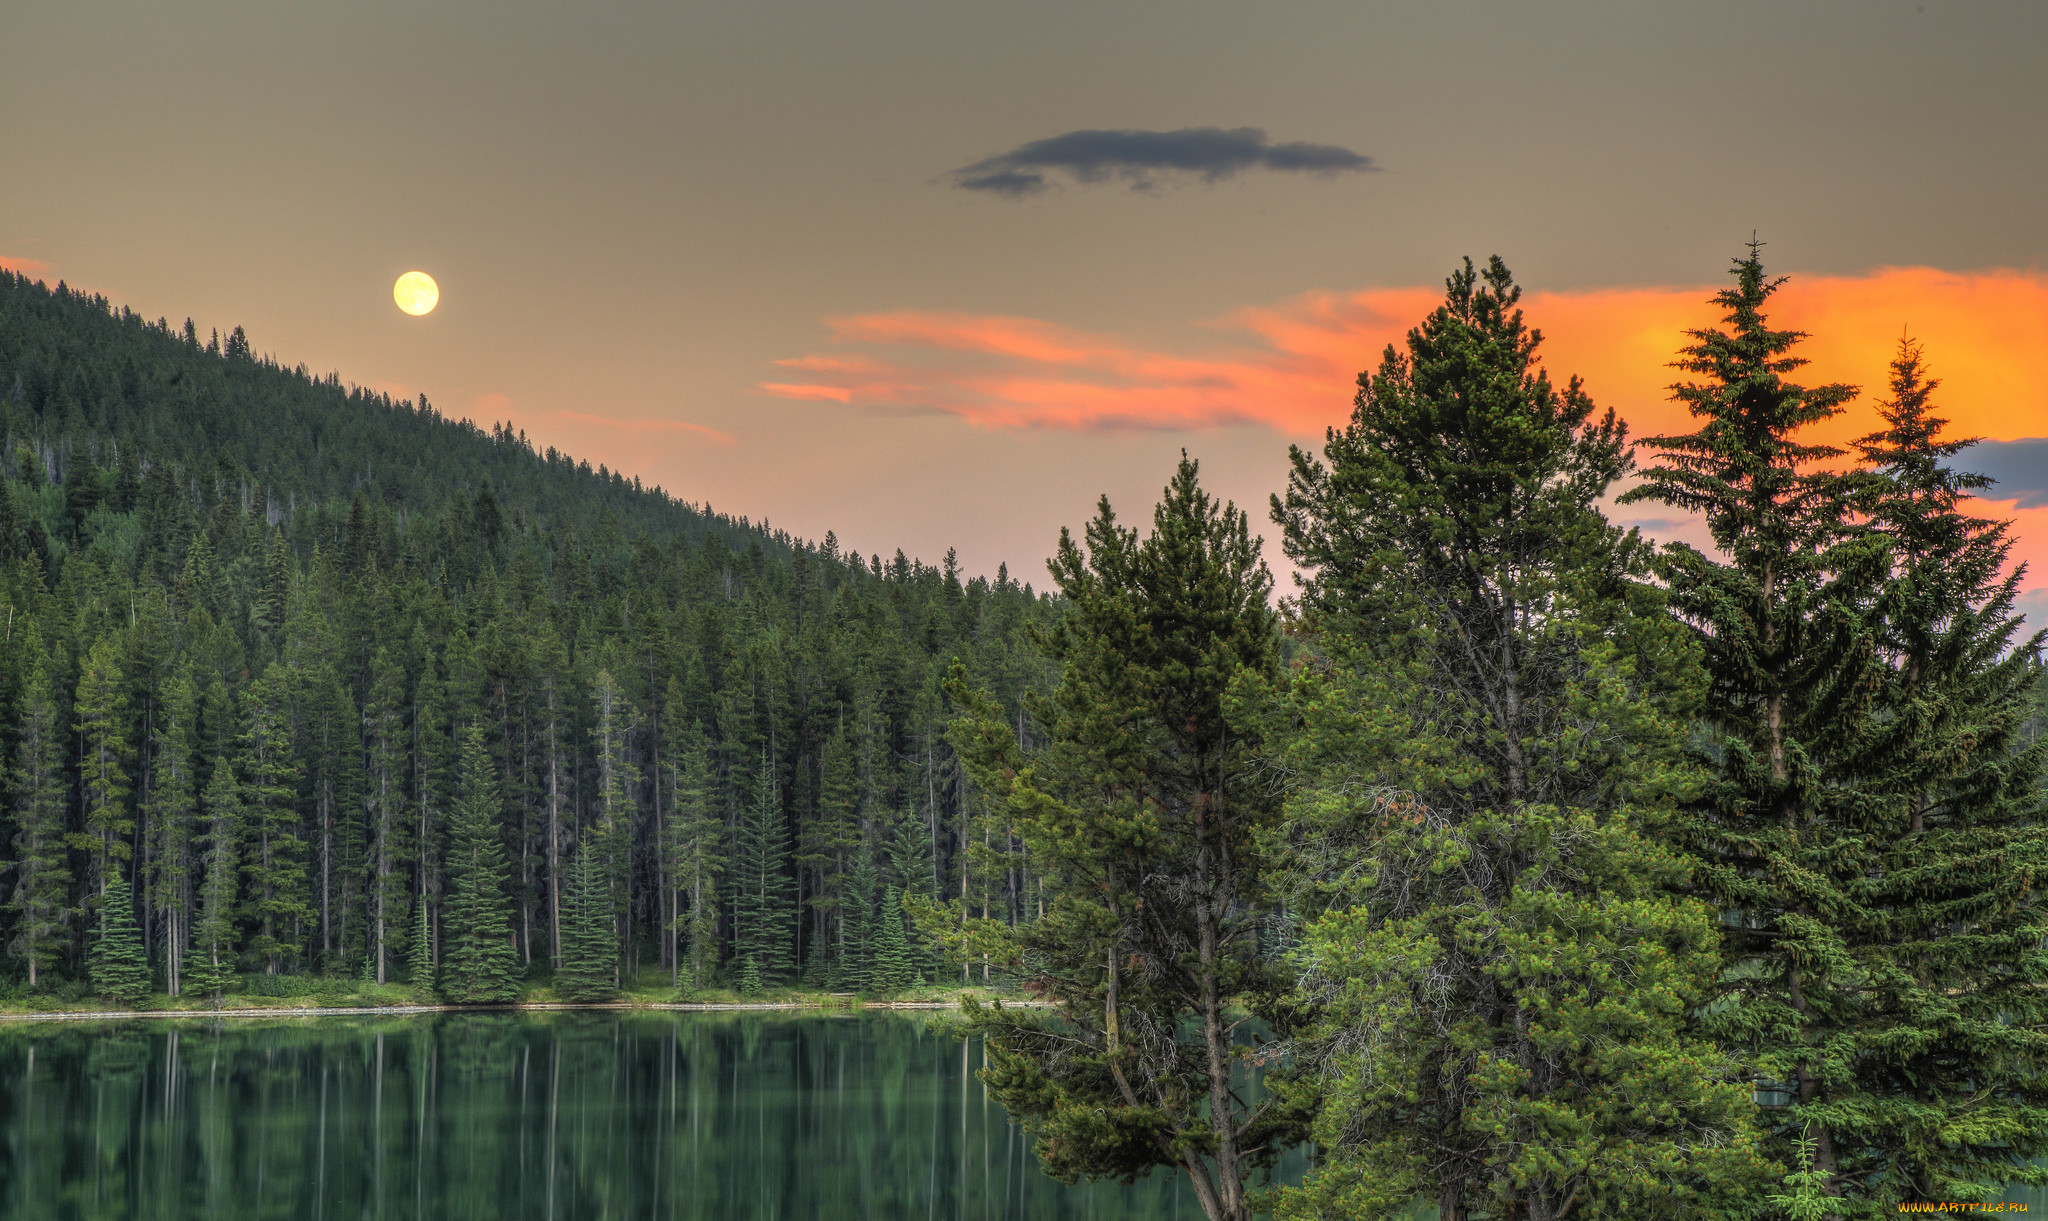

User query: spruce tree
[730,754,796,984]
[188,764,242,997]
[408,897,435,989]
[1272,257,1766,1221]
[1827,339,2048,1202]
[949,456,1289,1221]
[439,726,521,1003]
[75,636,133,897]
[241,664,310,972]
[9,646,72,988]
[147,671,199,997]
[88,875,151,1003]
[1619,246,1899,1206]
[868,886,914,993]
[556,845,618,1001]
[842,836,880,991]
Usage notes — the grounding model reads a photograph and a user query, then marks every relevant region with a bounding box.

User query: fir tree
[556,845,619,1001]
[241,665,309,972]
[9,646,71,988]
[1824,339,2048,1202]
[440,725,521,1003]
[868,886,914,993]
[1619,246,1898,1203]
[147,670,199,996]
[189,764,242,997]
[589,667,638,982]
[730,753,797,983]
[1274,257,1768,1221]
[736,954,762,997]
[949,456,1289,1221]
[408,897,435,989]
[87,874,151,1003]
[842,835,881,991]
[75,635,133,895]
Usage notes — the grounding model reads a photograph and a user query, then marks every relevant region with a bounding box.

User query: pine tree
[663,718,723,990]
[736,954,762,997]
[240,665,309,973]
[364,646,410,985]
[589,667,638,983]
[88,874,151,1003]
[841,835,880,991]
[948,456,1289,1221]
[1822,339,2048,1202]
[1274,257,1768,1221]
[440,725,522,1003]
[730,752,796,983]
[1619,246,1895,1202]
[868,885,914,993]
[188,763,242,997]
[9,646,71,988]
[75,635,133,896]
[147,670,199,996]
[408,897,435,989]
[556,844,618,1001]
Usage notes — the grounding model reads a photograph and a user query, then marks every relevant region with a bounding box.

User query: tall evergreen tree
[1273,257,1767,1221]
[87,874,150,1003]
[662,714,722,989]
[408,896,435,989]
[147,670,199,996]
[440,725,521,1003]
[75,635,132,895]
[556,845,618,1001]
[868,885,914,993]
[949,456,1289,1221]
[240,664,308,972]
[589,667,637,980]
[1820,339,2048,1203]
[187,763,242,997]
[730,753,796,984]
[1618,247,1905,1207]
[9,647,71,988]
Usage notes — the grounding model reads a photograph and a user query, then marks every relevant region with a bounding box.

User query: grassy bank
[0,970,1024,1019]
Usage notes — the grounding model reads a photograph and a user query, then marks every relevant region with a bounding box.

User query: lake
[0,1010,1227,1220]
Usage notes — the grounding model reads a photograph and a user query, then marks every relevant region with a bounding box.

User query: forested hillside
[0,270,1053,997]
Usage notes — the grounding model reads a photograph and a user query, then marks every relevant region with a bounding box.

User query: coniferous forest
[0,268,1051,1005]
[6,247,2048,1220]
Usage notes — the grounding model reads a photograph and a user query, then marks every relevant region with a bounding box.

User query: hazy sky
[7,1,2047,591]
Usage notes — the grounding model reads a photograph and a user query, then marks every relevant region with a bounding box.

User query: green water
[0,1011,1232,1221]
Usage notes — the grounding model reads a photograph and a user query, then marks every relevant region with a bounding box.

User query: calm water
[0,1011,1239,1221]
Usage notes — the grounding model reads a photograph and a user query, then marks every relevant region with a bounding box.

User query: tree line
[946,250,2048,1220]
[0,269,1055,1006]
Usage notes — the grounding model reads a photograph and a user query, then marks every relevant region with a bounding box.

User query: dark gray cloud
[950,127,1375,196]
[1958,437,2048,508]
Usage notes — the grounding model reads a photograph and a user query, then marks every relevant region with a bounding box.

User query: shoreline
[0,997,992,1023]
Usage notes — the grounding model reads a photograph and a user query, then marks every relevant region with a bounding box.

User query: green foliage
[407,898,434,989]
[0,269,1050,1002]
[440,726,521,1003]
[949,456,1288,1221]
[86,875,150,1003]
[556,846,618,1002]
[1272,258,1769,1221]
[1623,249,2048,1211]
[869,886,914,993]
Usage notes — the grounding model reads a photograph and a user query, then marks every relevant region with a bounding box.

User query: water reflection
[0,1012,1214,1221]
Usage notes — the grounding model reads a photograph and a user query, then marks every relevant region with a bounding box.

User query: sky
[5,1,2047,602]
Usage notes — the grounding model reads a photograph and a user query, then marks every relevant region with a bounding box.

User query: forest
[5,247,2048,1220]
[0,267,1051,1005]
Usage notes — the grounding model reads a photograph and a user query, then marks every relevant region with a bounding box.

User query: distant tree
[556,846,618,1001]
[730,754,796,983]
[408,898,435,990]
[869,886,914,993]
[241,665,308,972]
[75,635,132,896]
[187,764,242,999]
[440,726,521,1003]
[147,670,199,996]
[88,875,151,1004]
[9,645,71,988]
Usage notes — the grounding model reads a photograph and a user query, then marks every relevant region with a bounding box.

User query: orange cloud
[0,255,52,276]
[765,267,2048,448]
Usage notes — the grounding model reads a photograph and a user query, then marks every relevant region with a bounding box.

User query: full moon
[393,271,439,316]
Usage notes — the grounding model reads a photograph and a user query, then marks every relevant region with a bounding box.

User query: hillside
[0,270,1053,997]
